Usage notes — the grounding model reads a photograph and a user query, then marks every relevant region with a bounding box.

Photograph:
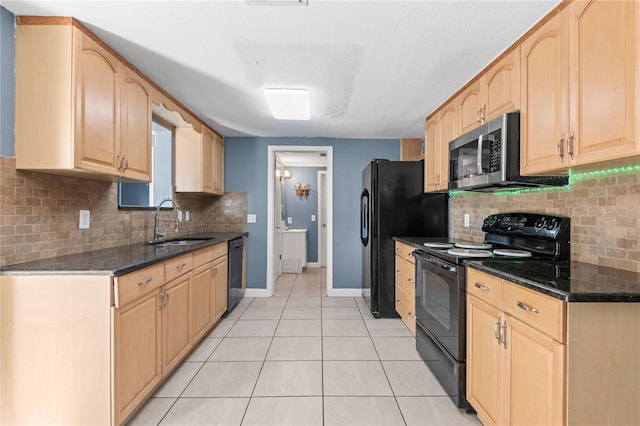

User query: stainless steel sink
[145,237,214,247]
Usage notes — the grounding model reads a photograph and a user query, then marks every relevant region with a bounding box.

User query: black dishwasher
[226,237,244,314]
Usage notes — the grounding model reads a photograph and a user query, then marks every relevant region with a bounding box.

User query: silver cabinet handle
[500,319,508,349]
[122,155,128,173]
[138,277,152,286]
[116,153,123,172]
[408,312,415,319]
[396,270,402,275]
[493,316,502,342]
[408,278,414,283]
[567,131,575,160]
[159,290,166,309]
[557,134,565,162]
[474,282,490,292]
[396,299,402,305]
[176,263,186,270]
[516,301,540,314]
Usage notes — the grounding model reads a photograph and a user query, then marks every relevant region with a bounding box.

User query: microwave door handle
[477,134,484,175]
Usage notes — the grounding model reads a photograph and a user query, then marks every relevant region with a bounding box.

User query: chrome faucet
[153,197,180,241]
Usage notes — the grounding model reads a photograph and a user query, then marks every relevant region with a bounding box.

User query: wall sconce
[295,182,310,197]
[282,170,291,179]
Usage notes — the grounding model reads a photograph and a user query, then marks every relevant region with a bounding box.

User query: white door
[319,171,327,267]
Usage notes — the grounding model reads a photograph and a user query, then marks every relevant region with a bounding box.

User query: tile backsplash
[0,156,246,267]
[451,170,640,272]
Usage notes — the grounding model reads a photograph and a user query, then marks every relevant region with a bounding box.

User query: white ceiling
[2,0,560,139]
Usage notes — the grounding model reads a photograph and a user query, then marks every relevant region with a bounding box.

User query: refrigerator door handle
[360,189,369,247]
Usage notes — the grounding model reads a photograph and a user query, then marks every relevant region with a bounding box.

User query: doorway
[266,146,333,296]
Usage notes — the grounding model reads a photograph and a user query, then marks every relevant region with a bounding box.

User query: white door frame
[260,145,333,297]
[317,170,327,268]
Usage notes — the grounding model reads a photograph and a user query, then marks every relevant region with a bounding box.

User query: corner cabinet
[394,241,417,335]
[521,0,639,175]
[15,20,151,181]
[175,127,225,195]
[466,267,640,426]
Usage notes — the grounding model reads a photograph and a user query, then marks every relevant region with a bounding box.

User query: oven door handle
[413,252,457,273]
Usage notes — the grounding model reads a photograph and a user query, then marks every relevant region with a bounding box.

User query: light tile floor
[127,268,480,426]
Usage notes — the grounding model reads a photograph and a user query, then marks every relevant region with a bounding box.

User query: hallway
[128,268,478,425]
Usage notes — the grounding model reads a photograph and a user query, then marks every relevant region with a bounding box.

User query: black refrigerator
[361,159,448,318]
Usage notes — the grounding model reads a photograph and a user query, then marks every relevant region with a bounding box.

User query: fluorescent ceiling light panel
[264,89,310,120]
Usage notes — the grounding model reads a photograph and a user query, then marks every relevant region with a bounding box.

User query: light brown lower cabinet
[0,242,231,426]
[467,267,640,426]
[212,255,229,321]
[394,241,417,335]
[160,273,192,376]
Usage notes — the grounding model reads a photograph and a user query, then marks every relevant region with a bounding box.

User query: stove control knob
[545,219,557,230]
[534,218,545,229]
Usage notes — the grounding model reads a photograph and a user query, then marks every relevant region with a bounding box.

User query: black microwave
[447,112,568,192]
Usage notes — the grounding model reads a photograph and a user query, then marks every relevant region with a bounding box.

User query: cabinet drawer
[467,268,503,308]
[165,253,193,282]
[395,242,416,264]
[114,263,164,308]
[503,281,566,343]
[395,256,415,298]
[395,284,416,335]
[212,242,228,260]
[192,247,214,267]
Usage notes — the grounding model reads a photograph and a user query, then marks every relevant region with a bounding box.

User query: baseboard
[326,288,362,297]
[243,288,272,298]
[306,262,320,268]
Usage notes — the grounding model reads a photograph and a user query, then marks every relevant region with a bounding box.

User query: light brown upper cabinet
[425,99,457,193]
[175,126,225,195]
[459,47,521,135]
[15,21,151,181]
[521,0,639,175]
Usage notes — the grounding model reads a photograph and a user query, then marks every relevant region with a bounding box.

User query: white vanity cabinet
[281,229,307,273]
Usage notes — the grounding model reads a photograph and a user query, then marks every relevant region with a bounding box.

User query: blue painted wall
[0,7,15,157]
[225,137,399,289]
[282,166,325,263]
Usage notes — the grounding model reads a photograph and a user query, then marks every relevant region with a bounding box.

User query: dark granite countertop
[394,236,640,303]
[0,232,247,276]
[467,259,640,303]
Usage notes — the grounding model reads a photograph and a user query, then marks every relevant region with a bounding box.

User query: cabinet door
[467,295,504,426]
[202,128,215,193]
[520,9,570,175]
[506,315,565,426]
[161,274,192,376]
[458,81,482,134]
[212,256,229,321]
[568,0,639,165]
[121,66,152,181]
[438,101,457,189]
[483,46,520,121]
[113,291,162,425]
[213,134,225,195]
[192,263,213,342]
[74,31,120,175]
[424,116,439,192]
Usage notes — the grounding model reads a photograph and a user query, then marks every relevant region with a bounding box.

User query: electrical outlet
[79,210,90,229]
[247,214,257,224]
[464,214,470,227]
[287,217,292,225]
[311,214,316,222]
[185,211,190,221]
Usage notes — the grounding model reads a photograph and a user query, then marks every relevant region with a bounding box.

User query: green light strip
[448,164,640,197]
